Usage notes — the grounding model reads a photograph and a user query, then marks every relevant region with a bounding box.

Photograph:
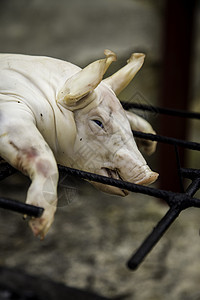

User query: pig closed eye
[93,120,104,129]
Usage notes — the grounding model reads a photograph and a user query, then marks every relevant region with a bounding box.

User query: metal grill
[1,103,200,271]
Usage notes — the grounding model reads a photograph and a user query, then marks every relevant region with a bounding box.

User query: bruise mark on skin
[19,147,39,175]
[10,142,39,159]
[9,142,39,175]
[36,159,51,177]
[21,146,39,159]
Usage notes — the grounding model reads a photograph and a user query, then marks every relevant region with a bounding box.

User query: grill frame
[1,103,200,271]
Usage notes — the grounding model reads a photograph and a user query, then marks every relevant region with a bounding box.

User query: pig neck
[37,89,99,166]
[53,100,98,167]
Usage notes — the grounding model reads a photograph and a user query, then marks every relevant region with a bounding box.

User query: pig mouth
[102,168,122,180]
[101,167,129,196]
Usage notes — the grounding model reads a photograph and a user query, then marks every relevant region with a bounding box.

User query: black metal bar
[0,197,44,217]
[180,167,200,179]
[188,197,200,208]
[127,206,181,270]
[186,178,200,197]
[1,163,199,206]
[127,176,200,270]
[132,130,200,151]
[58,165,175,200]
[121,102,200,120]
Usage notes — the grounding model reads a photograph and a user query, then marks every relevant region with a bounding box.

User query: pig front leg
[0,111,58,239]
[125,110,157,155]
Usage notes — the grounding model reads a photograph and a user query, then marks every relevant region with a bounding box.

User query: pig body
[0,50,158,238]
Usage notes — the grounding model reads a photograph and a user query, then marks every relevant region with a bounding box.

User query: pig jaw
[90,165,158,197]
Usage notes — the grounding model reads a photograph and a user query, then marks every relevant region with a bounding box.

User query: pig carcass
[0,50,158,238]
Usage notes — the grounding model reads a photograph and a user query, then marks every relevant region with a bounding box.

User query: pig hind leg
[0,108,58,239]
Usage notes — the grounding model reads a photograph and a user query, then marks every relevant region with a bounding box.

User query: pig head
[57,50,158,196]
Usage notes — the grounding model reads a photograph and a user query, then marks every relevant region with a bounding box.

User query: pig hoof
[29,217,52,240]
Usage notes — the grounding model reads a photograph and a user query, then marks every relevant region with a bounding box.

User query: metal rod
[0,197,44,218]
[1,162,198,206]
[132,130,200,151]
[121,102,200,120]
[180,167,200,179]
[127,176,200,270]
[127,205,181,270]
[186,178,200,197]
[58,165,174,200]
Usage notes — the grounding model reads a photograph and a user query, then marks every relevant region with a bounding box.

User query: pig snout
[114,150,158,186]
[126,164,158,185]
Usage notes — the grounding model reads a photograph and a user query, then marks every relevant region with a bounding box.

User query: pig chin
[92,168,129,197]
[91,181,129,197]
[90,166,158,197]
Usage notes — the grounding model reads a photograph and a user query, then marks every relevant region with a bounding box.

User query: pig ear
[103,53,145,95]
[57,49,117,110]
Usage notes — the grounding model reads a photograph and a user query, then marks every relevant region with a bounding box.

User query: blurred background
[0,0,200,299]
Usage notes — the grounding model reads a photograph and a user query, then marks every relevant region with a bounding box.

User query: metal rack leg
[127,206,181,270]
